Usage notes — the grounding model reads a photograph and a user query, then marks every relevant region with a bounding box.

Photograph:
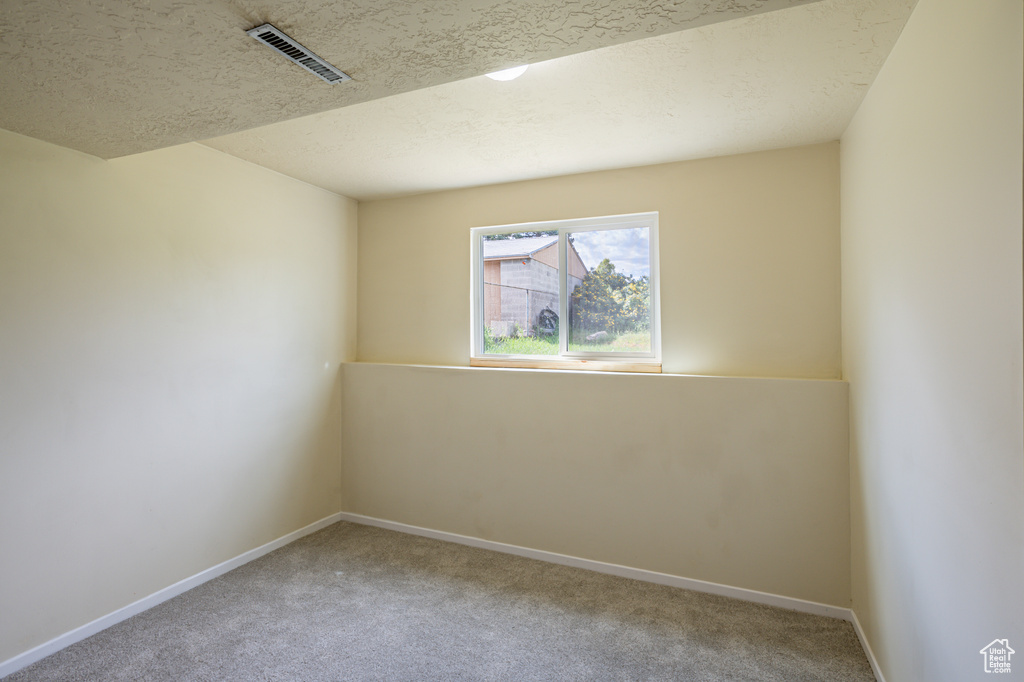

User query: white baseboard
[339,513,891,681]
[3,510,883,682]
[0,512,345,679]
[849,609,887,682]
[336,512,854,621]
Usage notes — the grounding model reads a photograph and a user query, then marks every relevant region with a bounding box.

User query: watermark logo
[980,639,1015,674]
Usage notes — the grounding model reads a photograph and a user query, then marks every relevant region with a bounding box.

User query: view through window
[471,213,659,367]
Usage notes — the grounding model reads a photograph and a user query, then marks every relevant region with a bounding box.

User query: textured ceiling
[203,0,916,200]
[0,0,821,159]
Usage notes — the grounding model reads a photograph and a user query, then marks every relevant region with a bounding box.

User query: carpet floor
[7,521,874,681]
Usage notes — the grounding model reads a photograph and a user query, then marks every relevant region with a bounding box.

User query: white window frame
[470,212,661,372]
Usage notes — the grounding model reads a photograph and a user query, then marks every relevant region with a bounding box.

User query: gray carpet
[7,522,874,681]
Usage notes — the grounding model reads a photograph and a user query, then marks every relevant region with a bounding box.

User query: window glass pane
[481,231,560,355]
[566,227,652,353]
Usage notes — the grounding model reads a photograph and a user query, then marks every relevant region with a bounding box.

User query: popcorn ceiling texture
[0,0,820,159]
[203,0,916,200]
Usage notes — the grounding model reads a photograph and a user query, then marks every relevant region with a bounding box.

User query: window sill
[470,357,662,373]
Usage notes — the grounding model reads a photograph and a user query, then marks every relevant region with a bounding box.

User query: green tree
[570,260,650,337]
[482,230,556,240]
[619,275,650,331]
[570,259,627,335]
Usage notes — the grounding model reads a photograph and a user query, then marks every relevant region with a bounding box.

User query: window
[470,212,660,372]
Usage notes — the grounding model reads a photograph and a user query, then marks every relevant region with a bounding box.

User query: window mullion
[558,230,568,355]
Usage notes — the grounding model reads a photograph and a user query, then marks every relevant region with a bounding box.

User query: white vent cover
[246,24,351,84]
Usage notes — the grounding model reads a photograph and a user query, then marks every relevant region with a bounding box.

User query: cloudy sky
[570,227,650,278]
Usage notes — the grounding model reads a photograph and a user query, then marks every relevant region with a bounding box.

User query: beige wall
[357,143,841,379]
[347,142,849,608]
[342,363,851,606]
[0,130,357,662]
[840,1,1023,680]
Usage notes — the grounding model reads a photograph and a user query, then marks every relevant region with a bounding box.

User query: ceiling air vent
[246,23,351,84]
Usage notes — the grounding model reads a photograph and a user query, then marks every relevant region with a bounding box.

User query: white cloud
[570,227,650,278]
